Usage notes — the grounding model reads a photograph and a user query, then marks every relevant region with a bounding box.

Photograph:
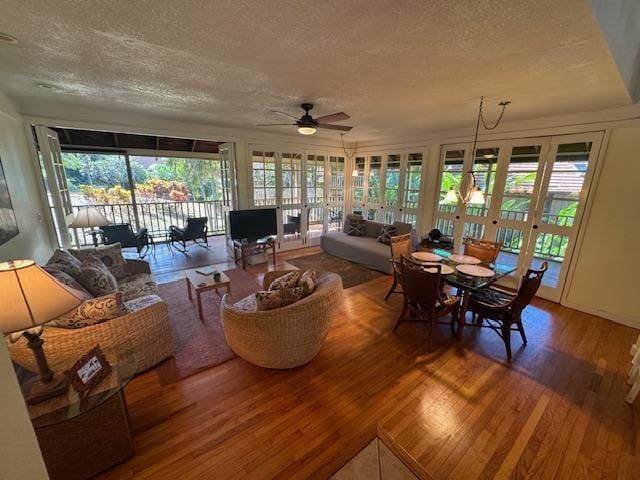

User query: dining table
[419,248,518,338]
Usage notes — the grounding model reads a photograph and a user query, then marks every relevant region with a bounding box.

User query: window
[367,155,382,204]
[500,146,541,221]
[403,153,423,209]
[542,142,592,227]
[281,153,302,205]
[438,149,464,213]
[306,155,325,204]
[352,156,365,207]
[328,156,345,203]
[384,154,401,207]
[252,151,277,206]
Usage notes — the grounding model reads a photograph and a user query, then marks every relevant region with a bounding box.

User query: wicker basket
[221,270,343,369]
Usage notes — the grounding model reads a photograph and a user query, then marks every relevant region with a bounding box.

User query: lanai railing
[67,200,226,247]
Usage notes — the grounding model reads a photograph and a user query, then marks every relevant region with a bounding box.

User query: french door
[250,147,346,250]
[352,150,426,229]
[434,132,602,301]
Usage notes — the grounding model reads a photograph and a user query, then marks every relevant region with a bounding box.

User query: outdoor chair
[100,223,150,258]
[467,262,548,359]
[169,216,209,253]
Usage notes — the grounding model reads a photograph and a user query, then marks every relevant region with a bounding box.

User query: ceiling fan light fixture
[297,126,317,135]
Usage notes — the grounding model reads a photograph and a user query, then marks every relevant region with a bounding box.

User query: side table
[232,237,277,270]
[18,352,137,480]
[186,269,232,321]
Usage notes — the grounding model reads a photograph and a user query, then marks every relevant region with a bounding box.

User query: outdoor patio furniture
[169,216,209,253]
[100,223,150,258]
[283,215,301,235]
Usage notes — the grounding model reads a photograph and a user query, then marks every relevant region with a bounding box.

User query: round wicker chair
[221,270,343,369]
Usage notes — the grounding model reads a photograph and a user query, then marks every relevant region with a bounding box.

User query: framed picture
[0,156,19,245]
[65,345,112,398]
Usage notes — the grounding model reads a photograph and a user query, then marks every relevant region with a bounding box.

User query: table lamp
[0,260,85,404]
[69,207,110,246]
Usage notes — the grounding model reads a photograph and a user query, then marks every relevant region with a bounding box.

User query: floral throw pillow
[346,216,365,236]
[46,249,83,278]
[70,243,127,279]
[268,270,302,291]
[43,266,93,300]
[377,224,396,245]
[77,256,118,297]
[48,291,128,329]
[297,270,317,297]
[255,287,304,311]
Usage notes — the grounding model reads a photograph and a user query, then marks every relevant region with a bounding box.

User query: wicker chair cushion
[377,224,396,245]
[48,291,128,329]
[43,266,93,300]
[77,256,118,297]
[234,294,257,311]
[256,287,304,311]
[345,215,365,236]
[118,273,159,301]
[268,270,302,291]
[470,288,514,308]
[70,243,127,279]
[46,249,82,277]
[298,270,317,297]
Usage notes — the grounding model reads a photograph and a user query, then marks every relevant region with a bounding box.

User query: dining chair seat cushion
[438,294,460,308]
[470,287,515,308]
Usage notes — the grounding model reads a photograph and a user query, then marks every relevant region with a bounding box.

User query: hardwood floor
[100,248,639,479]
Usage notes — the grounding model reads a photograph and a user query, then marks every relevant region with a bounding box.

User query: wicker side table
[19,352,137,480]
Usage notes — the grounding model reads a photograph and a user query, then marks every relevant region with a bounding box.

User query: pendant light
[441,97,510,206]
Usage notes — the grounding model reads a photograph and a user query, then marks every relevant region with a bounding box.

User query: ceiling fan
[258,103,353,135]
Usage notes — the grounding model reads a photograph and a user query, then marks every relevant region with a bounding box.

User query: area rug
[156,267,261,384]
[287,252,386,289]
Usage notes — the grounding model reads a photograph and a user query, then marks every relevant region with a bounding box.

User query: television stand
[232,237,277,270]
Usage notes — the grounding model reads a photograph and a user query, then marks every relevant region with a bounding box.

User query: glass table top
[21,351,137,429]
[426,249,517,292]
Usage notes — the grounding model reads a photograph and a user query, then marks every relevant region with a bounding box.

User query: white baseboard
[561,300,640,330]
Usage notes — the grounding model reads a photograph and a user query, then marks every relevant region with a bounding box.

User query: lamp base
[24,373,68,405]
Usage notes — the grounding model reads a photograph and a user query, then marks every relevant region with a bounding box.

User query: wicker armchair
[6,260,174,373]
[221,270,343,369]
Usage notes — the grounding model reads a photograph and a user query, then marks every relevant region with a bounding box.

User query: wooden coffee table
[185,270,231,322]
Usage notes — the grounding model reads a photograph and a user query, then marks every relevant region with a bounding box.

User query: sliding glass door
[434,132,602,300]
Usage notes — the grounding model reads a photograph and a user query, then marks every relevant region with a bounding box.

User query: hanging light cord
[340,133,358,161]
[465,96,511,202]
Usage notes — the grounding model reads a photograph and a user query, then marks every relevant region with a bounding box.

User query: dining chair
[463,237,503,264]
[393,256,460,351]
[385,233,412,301]
[467,262,548,359]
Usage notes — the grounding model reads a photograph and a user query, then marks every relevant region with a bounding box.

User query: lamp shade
[442,188,458,205]
[69,207,110,228]
[0,260,84,333]
[468,188,486,205]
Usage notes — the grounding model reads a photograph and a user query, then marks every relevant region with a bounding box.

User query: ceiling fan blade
[314,112,350,123]
[256,123,296,127]
[317,124,353,131]
[270,110,298,120]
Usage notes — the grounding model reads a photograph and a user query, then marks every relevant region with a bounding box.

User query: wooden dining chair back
[467,261,548,359]
[393,256,459,351]
[463,237,503,264]
[385,234,412,301]
[510,262,549,316]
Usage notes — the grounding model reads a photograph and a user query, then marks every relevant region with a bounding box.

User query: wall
[0,340,49,480]
[0,93,55,264]
[565,126,640,327]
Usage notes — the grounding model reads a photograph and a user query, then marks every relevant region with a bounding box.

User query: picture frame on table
[65,345,112,398]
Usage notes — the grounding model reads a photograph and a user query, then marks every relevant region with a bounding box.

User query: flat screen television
[229,208,277,241]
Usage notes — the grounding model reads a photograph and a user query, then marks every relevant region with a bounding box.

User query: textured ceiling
[0,0,631,141]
